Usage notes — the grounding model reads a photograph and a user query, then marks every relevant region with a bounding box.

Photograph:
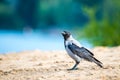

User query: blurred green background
[0,0,120,48]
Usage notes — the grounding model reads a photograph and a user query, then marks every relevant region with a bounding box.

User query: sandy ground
[0,47,120,80]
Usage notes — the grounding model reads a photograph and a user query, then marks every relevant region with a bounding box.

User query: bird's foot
[67,68,79,71]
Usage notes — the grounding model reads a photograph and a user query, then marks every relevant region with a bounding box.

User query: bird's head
[61,31,71,40]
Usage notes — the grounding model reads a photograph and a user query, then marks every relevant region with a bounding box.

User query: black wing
[68,43,94,61]
[80,47,94,56]
[68,43,103,67]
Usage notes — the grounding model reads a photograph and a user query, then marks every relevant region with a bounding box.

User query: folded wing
[68,43,103,68]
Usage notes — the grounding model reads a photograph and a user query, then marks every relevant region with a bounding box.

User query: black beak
[61,32,65,35]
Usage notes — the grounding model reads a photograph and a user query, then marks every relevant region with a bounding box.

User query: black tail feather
[93,57,103,68]
[93,57,103,64]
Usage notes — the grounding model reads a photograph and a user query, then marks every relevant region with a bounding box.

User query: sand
[0,47,120,80]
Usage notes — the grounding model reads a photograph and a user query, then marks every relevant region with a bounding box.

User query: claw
[67,68,79,70]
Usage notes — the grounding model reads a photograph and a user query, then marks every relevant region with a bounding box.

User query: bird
[61,31,103,70]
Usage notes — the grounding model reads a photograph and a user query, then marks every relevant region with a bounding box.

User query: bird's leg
[69,61,80,70]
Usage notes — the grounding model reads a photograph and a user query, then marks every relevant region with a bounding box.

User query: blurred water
[0,30,92,54]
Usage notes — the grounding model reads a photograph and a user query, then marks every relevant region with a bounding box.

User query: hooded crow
[61,31,103,70]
